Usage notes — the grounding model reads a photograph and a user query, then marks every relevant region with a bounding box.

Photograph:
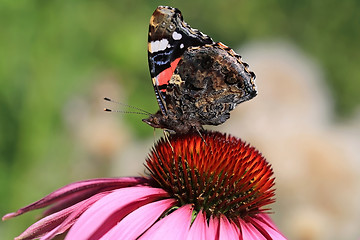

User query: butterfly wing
[148,6,214,114]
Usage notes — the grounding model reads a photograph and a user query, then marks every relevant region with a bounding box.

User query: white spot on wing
[154,76,159,85]
[172,32,182,40]
[159,39,169,50]
[180,43,184,49]
[149,39,169,53]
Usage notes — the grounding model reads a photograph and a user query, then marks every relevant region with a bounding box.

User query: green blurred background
[1,0,359,239]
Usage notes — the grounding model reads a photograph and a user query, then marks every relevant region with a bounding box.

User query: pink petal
[42,188,104,217]
[249,215,287,240]
[66,186,168,239]
[187,211,207,240]
[100,198,177,239]
[255,213,282,232]
[139,204,193,240]
[206,216,219,240]
[219,215,240,239]
[39,192,110,240]
[15,192,108,240]
[239,218,267,240]
[3,177,149,220]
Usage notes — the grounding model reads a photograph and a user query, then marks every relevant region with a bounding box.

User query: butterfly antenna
[103,108,149,115]
[104,97,152,115]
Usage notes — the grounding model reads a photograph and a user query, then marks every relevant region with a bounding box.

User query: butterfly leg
[195,127,207,146]
[163,130,174,152]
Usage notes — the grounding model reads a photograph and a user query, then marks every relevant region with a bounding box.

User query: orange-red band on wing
[157,58,181,91]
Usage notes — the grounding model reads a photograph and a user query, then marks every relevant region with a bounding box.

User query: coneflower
[3,131,285,240]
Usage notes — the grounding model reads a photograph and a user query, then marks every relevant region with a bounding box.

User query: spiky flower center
[146,131,275,220]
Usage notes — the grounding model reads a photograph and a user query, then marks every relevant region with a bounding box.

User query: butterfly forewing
[148,6,213,114]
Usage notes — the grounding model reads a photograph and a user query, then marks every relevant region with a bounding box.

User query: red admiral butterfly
[143,6,257,134]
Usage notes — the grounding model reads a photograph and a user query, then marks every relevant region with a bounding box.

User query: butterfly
[143,6,257,134]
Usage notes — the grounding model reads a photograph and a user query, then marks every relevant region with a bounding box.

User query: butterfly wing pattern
[143,6,257,134]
